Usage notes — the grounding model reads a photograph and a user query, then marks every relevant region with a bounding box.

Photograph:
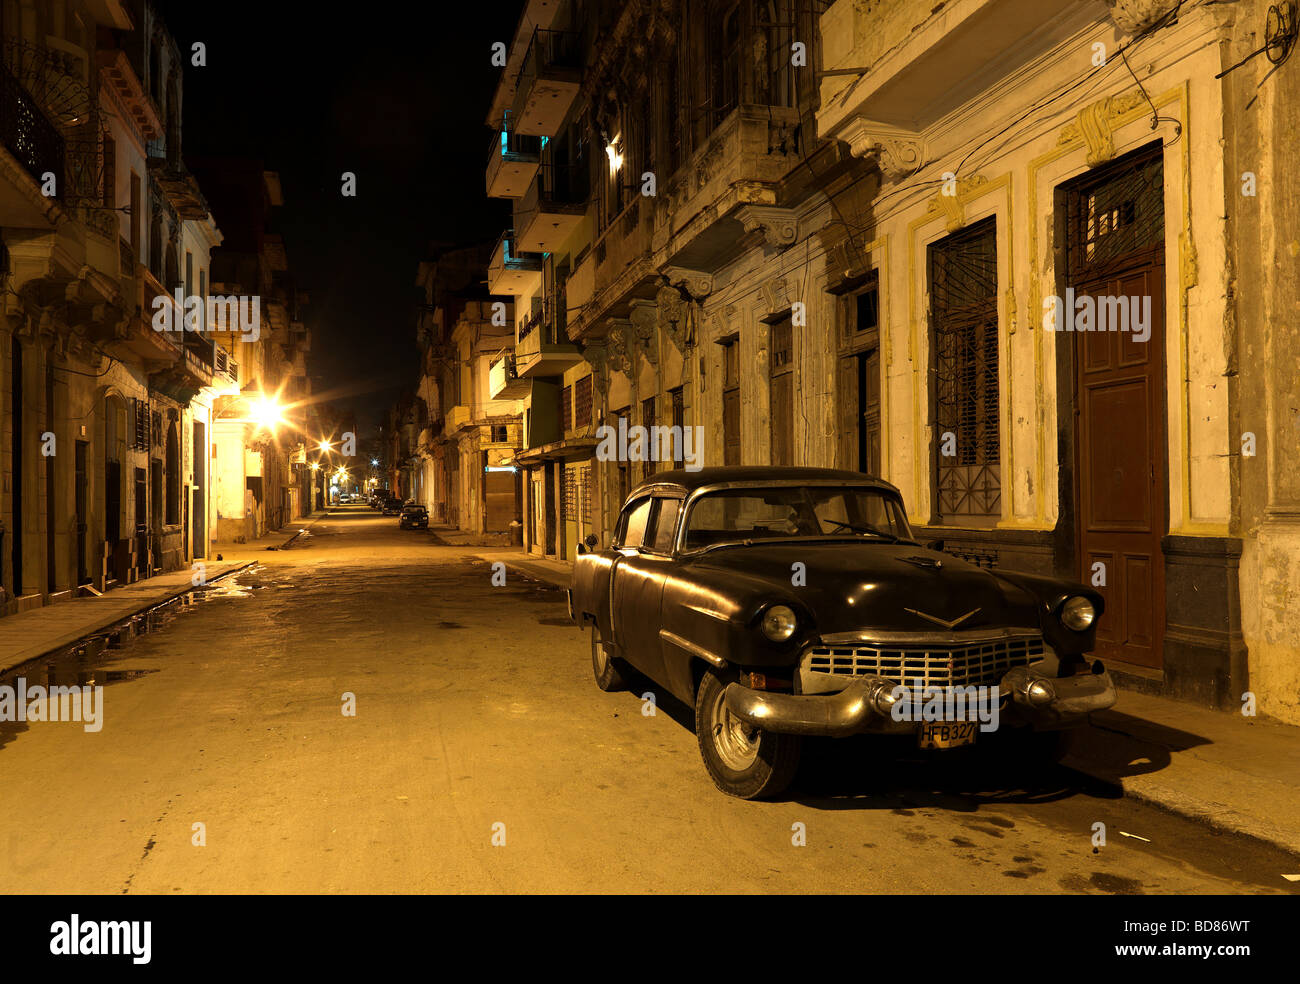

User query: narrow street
[1,509,1293,895]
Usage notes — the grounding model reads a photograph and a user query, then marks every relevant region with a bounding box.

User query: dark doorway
[721,337,740,465]
[45,361,55,593]
[192,421,206,559]
[857,349,881,476]
[134,467,148,576]
[1066,142,1167,670]
[75,440,89,585]
[10,338,22,596]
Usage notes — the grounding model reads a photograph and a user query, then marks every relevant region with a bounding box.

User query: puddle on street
[0,566,264,702]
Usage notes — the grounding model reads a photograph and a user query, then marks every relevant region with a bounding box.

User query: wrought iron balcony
[488,230,543,295]
[486,122,543,199]
[513,162,587,254]
[0,57,64,196]
[510,29,581,137]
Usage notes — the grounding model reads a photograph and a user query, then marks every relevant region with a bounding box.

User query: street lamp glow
[319,440,333,452]
[310,462,320,472]
[249,396,283,430]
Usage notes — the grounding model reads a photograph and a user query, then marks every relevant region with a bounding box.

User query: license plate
[918,721,977,749]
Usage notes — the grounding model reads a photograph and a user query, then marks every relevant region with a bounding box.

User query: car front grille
[803,634,1045,689]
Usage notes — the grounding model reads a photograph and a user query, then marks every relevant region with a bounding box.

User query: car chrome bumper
[724,664,1116,737]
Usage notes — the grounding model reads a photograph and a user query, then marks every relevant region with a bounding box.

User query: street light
[249,396,283,431]
[320,440,333,452]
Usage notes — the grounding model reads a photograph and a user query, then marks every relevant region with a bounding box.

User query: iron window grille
[1065,141,1165,284]
[929,216,1000,525]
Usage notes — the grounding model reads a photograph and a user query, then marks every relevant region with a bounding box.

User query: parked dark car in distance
[399,504,428,529]
[569,466,1114,799]
[381,497,403,516]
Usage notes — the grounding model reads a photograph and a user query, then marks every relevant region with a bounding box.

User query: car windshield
[682,485,913,551]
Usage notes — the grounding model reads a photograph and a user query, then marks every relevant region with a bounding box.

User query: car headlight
[1060,595,1096,631]
[760,605,798,642]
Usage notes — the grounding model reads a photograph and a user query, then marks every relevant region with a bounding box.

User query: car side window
[617,497,653,549]
[648,498,682,554]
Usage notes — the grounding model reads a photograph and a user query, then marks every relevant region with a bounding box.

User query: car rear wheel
[591,623,627,692]
[695,670,801,800]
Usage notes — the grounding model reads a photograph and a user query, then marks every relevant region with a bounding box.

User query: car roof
[628,466,901,498]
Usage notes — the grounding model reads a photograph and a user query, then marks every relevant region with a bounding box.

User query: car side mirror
[584,533,599,549]
[924,538,945,552]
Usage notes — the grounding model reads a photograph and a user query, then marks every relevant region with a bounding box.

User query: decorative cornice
[661,266,714,300]
[736,205,798,249]
[838,118,927,182]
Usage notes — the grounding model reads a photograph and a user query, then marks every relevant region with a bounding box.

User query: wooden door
[1075,264,1166,668]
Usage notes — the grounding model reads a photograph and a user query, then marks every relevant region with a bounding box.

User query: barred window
[929,217,1000,525]
[574,374,593,429]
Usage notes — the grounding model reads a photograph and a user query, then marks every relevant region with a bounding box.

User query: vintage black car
[569,467,1116,799]
[381,497,404,516]
[399,504,428,529]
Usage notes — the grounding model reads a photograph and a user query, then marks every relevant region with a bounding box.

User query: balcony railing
[488,229,543,295]
[0,58,64,193]
[511,29,582,137]
[518,28,581,86]
[486,121,543,199]
[514,162,588,253]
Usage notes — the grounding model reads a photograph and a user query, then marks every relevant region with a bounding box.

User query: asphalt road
[1,508,1295,894]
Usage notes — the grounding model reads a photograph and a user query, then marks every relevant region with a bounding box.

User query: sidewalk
[481,545,1300,855]
[1062,690,1300,856]
[472,548,573,589]
[0,515,323,677]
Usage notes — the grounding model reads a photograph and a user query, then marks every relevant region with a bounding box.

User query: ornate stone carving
[583,340,612,400]
[1106,0,1181,34]
[925,174,989,233]
[662,266,714,300]
[760,277,790,315]
[839,118,928,182]
[605,320,635,375]
[1058,90,1149,166]
[628,299,659,368]
[736,205,798,249]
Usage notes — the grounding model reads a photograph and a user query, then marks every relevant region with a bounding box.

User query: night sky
[155,0,524,432]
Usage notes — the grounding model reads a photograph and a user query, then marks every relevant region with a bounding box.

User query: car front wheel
[695,670,801,800]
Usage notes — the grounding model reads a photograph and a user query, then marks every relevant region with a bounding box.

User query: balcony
[515,306,583,379]
[0,58,64,226]
[486,124,542,199]
[513,162,587,254]
[510,29,581,137]
[488,230,543,296]
[489,353,531,400]
[653,104,802,270]
[445,404,474,435]
[816,0,1095,180]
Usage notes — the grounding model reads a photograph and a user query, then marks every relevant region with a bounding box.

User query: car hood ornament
[903,606,981,629]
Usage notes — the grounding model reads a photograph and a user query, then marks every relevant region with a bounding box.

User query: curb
[1060,752,1300,858]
